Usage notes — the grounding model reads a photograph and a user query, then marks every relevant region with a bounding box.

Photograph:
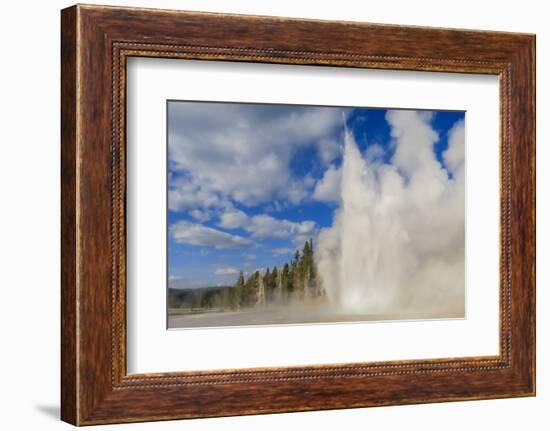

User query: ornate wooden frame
[61,4,535,425]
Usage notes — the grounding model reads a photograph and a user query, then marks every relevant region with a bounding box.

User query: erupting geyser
[316,111,466,317]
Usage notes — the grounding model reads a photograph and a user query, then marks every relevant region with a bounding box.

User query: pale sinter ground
[168,304,463,329]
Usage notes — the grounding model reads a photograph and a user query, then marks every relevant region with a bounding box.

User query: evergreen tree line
[230,239,326,310]
[168,239,326,312]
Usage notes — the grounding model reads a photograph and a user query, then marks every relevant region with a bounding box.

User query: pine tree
[264,268,270,290]
[294,247,305,299]
[234,271,245,309]
[264,267,275,302]
[282,263,291,301]
[257,270,266,305]
[293,250,300,266]
[309,238,316,280]
[243,273,256,307]
[229,237,325,308]
[269,266,279,302]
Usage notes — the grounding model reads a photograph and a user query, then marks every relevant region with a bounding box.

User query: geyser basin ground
[168,305,463,329]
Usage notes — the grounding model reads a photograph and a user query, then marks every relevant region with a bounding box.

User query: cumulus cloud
[287,174,316,205]
[317,111,465,317]
[170,220,254,249]
[317,138,341,165]
[263,200,284,213]
[444,119,465,173]
[168,175,225,212]
[313,164,342,203]
[217,208,319,244]
[215,267,239,276]
[271,247,295,256]
[171,212,316,250]
[218,209,248,229]
[189,209,211,222]
[245,214,316,245]
[364,143,385,164]
[168,102,342,209]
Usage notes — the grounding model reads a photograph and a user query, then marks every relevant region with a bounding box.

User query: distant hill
[168,286,233,310]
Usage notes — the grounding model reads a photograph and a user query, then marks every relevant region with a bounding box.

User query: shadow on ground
[35,404,59,420]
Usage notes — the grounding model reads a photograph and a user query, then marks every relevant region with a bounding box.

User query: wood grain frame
[61,4,535,426]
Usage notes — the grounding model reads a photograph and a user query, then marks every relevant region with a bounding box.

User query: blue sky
[167,101,464,289]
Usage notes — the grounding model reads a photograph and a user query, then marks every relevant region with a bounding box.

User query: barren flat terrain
[168,305,462,329]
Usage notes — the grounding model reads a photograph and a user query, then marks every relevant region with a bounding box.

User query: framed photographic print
[61,4,536,425]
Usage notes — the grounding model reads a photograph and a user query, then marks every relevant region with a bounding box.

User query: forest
[168,239,326,312]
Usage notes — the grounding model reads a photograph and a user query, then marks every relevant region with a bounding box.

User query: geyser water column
[317,118,407,313]
[316,110,465,317]
[339,121,402,312]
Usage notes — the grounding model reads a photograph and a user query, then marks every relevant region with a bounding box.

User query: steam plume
[316,111,465,317]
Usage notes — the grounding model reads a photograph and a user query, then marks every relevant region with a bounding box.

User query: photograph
[167,101,466,328]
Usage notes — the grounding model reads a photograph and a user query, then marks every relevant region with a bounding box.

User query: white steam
[316,111,465,317]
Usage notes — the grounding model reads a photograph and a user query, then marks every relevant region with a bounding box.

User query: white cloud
[215,267,239,276]
[214,208,319,244]
[168,176,225,212]
[168,102,342,208]
[271,247,295,256]
[189,209,211,222]
[243,253,256,260]
[364,143,385,164]
[170,220,254,249]
[263,200,284,213]
[317,137,341,165]
[287,174,316,205]
[313,164,342,203]
[246,214,316,244]
[218,209,248,229]
[388,110,441,177]
[444,119,465,173]
[386,109,451,204]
